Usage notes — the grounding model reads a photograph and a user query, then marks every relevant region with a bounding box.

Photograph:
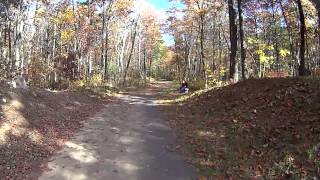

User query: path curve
[39,82,195,180]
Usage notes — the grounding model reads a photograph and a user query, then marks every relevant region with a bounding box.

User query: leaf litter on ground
[0,86,111,180]
[162,77,320,179]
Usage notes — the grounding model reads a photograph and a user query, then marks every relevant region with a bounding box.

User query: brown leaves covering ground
[0,87,110,180]
[164,78,320,179]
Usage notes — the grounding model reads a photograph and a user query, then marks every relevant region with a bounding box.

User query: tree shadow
[38,82,195,180]
[160,78,320,178]
[0,87,107,179]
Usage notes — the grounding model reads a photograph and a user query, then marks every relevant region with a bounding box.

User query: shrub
[88,74,103,87]
[28,57,53,88]
[189,79,206,90]
[70,79,85,90]
[70,74,104,90]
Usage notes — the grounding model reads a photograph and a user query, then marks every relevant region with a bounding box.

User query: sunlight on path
[39,82,194,180]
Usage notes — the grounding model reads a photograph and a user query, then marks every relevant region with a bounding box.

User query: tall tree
[196,1,207,81]
[123,21,138,85]
[311,0,320,59]
[237,0,245,80]
[296,0,306,76]
[228,0,237,80]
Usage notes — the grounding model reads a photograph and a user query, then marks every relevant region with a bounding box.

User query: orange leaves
[140,9,162,49]
[114,0,134,16]
[181,0,212,16]
[161,50,176,67]
[198,175,208,180]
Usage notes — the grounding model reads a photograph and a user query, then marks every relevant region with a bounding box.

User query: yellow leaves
[257,44,273,52]
[301,0,317,30]
[36,7,45,15]
[205,64,214,78]
[280,49,290,58]
[256,49,264,55]
[247,37,257,45]
[64,8,74,22]
[35,7,46,22]
[266,45,274,51]
[259,53,270,64]
[114,0,134,15]
[52,17,61,24]
[219,67,226,77]
[194,8,208,15]
[305,18,315,29]
[54,7,76,45]
[302,0,317,16]
[255,44,274,64]
[258,52,274,64]
[53,8,75,25]
[61,29,74,44]
[88,74,104,87]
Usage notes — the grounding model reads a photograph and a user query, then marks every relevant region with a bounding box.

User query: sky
[149,0,171,10]
[146,0,181,46]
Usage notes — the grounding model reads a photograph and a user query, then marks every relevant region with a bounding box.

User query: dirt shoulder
[161,78,320,179]
[0,87,111,179]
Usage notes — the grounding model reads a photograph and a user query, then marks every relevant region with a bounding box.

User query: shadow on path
[39,81,195,180]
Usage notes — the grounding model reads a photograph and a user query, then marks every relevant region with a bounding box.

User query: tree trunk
[271,1,280,72]
[317,4,320,66]
[119,30,128,74]
[123,22,138,86]
[8,21,12,75]
[237,0,246,80]
[211,21,216,72]
[199,14,206,79]
[218,25,222,67]
[296,0,306,76]
[318,9,320,50]
[310,0,320,50]
[228,0,237,80]
[101,0,106,69]
[138,36,141,70]
[149,53,152,81]
[279,0,297,75]
[104,17,112,81]
[143,48,147,84]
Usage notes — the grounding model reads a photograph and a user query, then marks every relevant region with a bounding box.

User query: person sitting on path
[179,80,189,93]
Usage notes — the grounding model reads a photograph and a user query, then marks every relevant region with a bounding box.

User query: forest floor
[161,77,320,179]
[0,86,111,179]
